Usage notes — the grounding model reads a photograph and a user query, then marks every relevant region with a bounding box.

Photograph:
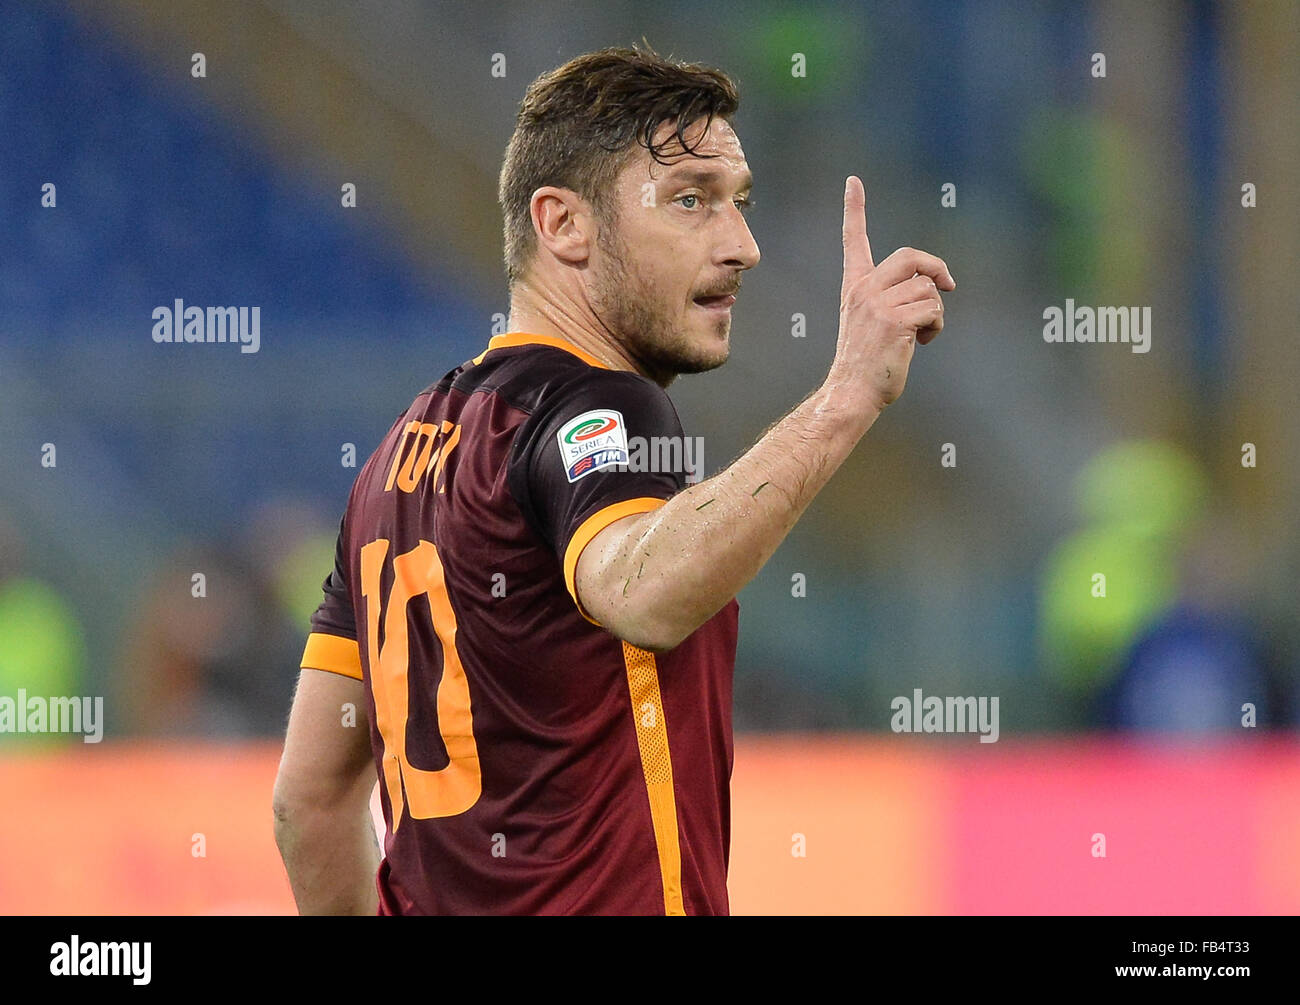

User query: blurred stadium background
[1,0,1297,913]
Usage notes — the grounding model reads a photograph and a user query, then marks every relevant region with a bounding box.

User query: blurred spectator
[1100,511,1282,731]
[117,545,300,737]
[0,513,87,745]
[1038,440,1208,699]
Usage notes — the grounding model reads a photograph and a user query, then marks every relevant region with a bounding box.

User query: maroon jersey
[300,331,738,915]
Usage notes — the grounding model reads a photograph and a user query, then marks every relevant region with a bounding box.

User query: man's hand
[828,175,955,412]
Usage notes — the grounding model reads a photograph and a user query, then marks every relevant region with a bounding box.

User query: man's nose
[721,213,760,271]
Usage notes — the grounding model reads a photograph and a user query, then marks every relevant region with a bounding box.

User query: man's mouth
[692,293,737,310]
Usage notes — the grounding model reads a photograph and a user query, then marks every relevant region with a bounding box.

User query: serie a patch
[556,409,628,482]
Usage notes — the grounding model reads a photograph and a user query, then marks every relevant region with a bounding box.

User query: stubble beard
[590,216,729,383]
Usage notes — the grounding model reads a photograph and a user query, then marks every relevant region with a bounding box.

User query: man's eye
[675,193,754,212]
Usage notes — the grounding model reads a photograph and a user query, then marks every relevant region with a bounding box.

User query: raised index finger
[842,175,875,276]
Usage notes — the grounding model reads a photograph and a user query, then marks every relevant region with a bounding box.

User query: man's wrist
[809,377,882,435]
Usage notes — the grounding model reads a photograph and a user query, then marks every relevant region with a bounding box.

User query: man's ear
[530,186,594,267]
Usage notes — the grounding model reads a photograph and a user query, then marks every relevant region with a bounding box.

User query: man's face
[588,117,759,384]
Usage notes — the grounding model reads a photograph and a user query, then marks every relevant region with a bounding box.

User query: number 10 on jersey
[360,538,482,828]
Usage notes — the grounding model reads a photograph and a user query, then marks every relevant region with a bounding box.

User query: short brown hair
[498,43,741,287]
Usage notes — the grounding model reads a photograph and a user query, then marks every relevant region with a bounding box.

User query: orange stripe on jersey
[562,496,668,626]
[471,331,612,370]
[300,631,363,680]
[621,641,685,916]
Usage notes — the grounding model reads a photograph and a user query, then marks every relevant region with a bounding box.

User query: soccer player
[273,44,953,916]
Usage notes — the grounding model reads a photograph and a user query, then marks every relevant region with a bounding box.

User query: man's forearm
[274,785,381,915]
[589,382,879,648]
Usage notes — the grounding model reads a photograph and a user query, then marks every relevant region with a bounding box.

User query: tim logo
[557,410,629,483]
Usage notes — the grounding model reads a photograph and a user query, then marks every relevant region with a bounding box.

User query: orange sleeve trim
[562,496,668,627]
[300,632,364,681]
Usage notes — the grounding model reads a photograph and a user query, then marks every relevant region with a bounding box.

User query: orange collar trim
[471,331,611,369]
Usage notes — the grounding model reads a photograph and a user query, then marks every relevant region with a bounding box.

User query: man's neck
[506,285,675,387]
[504,284,681,390]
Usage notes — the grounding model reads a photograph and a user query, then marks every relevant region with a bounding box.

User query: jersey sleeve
[299,519,363,680]
[508,369,688,625]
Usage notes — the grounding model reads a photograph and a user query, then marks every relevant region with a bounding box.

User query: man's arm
[273,667,380,915]
[575,175,955,651]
